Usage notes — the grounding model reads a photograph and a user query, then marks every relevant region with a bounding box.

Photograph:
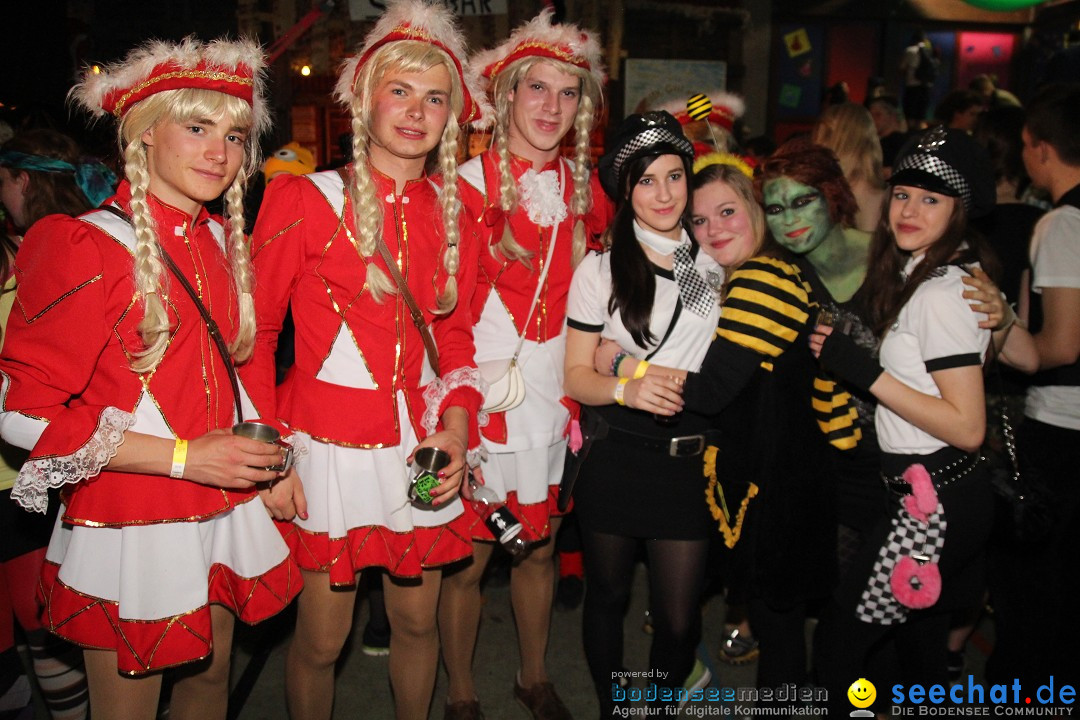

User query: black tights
[581,530,708,716]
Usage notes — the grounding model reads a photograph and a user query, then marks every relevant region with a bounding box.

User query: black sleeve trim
[924,353,982,372]
[567,317,603,333]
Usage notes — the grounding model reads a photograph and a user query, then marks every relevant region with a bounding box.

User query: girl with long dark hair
[810,127,1037,712]
[563,111,718,715]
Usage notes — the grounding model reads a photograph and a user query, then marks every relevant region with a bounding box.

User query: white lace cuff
[421,366,487,435]
[281,432,308,459]
[11,407,136,514]
[466,445,488,469]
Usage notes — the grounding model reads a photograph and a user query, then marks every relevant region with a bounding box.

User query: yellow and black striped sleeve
[716,256,811,358]
[683,256,812,415]
[811,373,863,450]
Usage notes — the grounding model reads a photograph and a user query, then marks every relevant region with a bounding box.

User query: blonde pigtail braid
[224,176,255,361]
[492,103,532,264]
[347,111,394,302]
[570,93,595,268]
[494,113,516,213]
[435,121,461,313]
[125,140,171,373]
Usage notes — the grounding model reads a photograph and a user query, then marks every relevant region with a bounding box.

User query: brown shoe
[444,699,486,720]
[514,680,573,720]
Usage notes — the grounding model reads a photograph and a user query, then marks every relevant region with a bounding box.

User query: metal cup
[232,421,294,473]
[410,447,450,504]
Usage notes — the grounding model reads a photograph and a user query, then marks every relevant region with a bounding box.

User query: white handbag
[479,356,527,413]
[480,169,563,414]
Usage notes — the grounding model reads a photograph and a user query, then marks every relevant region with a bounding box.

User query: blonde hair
[489,57,602,268]
[693,162,766,261]
[812,102,885,191]
[345,40,466,312]
[118,88,259,373]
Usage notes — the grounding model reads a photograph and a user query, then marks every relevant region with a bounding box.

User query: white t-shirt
[566,226,720,372]
[901,43,928,87]
[1026,204,1080,430]
[876,261,990,454]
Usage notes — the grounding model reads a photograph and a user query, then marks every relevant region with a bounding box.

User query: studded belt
[881,451,983,495]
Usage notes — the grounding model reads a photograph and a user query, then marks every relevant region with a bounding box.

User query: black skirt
[572,405,713,540]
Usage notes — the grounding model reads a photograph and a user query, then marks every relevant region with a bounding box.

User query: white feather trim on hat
[70,36,270,139]
[655,90,745,122]
[470,9,605,98]
[333,0,490,125]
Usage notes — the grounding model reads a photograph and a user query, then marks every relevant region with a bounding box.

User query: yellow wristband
[614,377,629,406]
[170,438,188,479]
[633,360,650,379]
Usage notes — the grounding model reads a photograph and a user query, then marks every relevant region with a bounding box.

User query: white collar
[901,242,970,278]
[901,253,924,278]
[633,220,690,256]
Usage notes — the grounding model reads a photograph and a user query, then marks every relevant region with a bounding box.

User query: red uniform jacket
[243,168,483,448]
[0,183,262,525]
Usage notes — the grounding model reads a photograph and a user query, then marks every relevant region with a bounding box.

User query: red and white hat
[656,90,745,133]
[472,9,605,102]
[335,0,489,125]
[72,36,269,137]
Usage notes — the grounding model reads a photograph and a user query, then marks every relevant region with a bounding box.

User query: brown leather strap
[101,204,245,422]
[375,237,441,376]
[336,167,440,376]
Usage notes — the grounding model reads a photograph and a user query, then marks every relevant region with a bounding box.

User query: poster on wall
[623,59,727,120]
[773,23,825,119]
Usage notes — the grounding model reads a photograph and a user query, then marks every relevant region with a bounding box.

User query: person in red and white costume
[0,37,301,720]
[241,2,489,718]
[437,11,609,720]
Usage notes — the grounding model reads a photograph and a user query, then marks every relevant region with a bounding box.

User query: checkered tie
[672,242,716,318]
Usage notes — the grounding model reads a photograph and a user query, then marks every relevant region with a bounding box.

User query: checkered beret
[599,111,694,199]
[890,126,995,218]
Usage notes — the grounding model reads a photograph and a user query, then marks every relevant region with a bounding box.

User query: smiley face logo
[847,678,876,709]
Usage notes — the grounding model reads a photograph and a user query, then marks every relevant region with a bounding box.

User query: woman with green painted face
[758,143,882,526]
[758,141,1008,537]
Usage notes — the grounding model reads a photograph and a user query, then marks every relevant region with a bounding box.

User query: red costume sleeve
[0,216,136,510]
[241,175,309,425]
[584,171,615,248]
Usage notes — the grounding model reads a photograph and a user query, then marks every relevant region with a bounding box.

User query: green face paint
[762,177,835,256]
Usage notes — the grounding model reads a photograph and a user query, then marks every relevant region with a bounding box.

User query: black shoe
[555,575,583,611]
[361,621,390,657]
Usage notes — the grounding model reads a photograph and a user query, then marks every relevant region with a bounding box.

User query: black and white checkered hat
[890,126,995,218]
[599,111,695,200]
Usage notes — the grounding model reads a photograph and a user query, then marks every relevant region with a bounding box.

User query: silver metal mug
[232,421,294,473]
[410,447,450,504]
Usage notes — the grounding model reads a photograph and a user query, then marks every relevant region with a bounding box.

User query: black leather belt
[601,423,717,458]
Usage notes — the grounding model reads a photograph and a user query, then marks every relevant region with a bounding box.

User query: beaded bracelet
[612,352,629,377]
